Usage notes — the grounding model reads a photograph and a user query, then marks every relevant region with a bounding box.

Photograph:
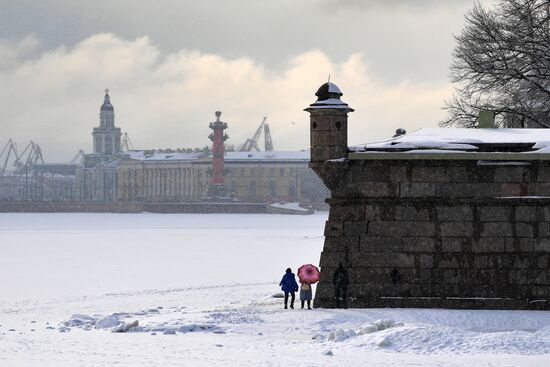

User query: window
[249,181,257,198]
[269,180,276,196]
[289,181,297,200]
[240,168,245,177]
[280,167,285,177]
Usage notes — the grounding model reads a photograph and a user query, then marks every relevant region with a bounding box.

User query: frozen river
[0,212,327,300]
[1,212,549,367]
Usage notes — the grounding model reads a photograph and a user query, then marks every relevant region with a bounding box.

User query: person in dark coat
[332,262,349,308]
[279,268,299,309]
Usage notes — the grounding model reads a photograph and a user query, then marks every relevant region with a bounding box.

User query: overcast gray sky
[0,0,494,161]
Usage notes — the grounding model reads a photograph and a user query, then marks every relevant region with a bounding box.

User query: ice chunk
[377,336,391,347]
[112,320,139,333]
[358,325,378,334]
[95,315,122,329]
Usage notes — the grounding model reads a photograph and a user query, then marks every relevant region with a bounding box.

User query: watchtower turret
[304,82,354,162]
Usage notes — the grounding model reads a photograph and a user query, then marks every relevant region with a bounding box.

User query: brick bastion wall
[312,158,550,310]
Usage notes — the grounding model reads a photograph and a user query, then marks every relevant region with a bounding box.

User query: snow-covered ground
[1,213,550,366]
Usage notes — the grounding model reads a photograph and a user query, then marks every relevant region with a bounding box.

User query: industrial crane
[239,117,267,152]
[239,117,274,152]
[14,141,44,170]
[121,132,134,152]
[70,150,85,164]
[0,139,18,176]
[264,123,274,152]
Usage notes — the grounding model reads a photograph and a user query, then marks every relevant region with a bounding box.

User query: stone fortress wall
[307,81,550,310]
[314,159,550,309]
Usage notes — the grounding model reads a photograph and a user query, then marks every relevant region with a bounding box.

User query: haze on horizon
[0,0,495,162]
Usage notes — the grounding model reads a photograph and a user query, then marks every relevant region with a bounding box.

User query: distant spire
[104,88,111,104]
[100,88,114,112]
[328,74,331,83]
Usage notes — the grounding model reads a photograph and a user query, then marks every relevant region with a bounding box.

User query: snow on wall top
[362,128,550,153]
[306,97,353,110]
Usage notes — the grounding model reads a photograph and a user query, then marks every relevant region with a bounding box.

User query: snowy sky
[0,0,495,161]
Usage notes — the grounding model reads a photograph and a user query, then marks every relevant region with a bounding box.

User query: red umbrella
[298,264,320,284]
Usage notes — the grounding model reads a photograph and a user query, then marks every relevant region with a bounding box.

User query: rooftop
[125,150,310,162]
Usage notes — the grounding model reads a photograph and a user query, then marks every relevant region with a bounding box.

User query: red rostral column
[208,111,229,196]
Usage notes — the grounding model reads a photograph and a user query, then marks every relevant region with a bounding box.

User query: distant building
[0,159,79,202]
[77,90,128,201]
[93,89,122,155]
[116,150,328,204]
[75,90,329,204]
[116,151,203,202]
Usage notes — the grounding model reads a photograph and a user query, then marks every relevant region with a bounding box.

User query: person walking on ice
[279,268,299,309]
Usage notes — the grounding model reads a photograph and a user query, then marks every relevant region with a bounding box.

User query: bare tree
[443,0,550,128]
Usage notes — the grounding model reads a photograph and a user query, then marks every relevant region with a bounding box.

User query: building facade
[116,150,328,204]
[116,152,203,202]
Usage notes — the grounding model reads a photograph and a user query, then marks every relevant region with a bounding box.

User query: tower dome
[100,88,114,112]
[306,81,353,111]
[315,82,343,101]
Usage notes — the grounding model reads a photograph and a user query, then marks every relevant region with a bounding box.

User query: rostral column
[208,111,229,197]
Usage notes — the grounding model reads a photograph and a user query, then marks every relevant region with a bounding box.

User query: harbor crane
[1,140,45,175]
[121,132,134,152]
[264,123,274,152]
[70,150,85,164]
[15,141,44,170]
[0,139,18,176]
[239,117,274,152]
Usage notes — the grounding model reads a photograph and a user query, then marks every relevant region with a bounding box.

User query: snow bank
[323,319,404,342]
[61,309,224,335]
[269,202,310,212]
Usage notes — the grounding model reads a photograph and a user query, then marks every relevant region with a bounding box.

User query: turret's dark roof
[315,82,343,101]
[306,81,353,111]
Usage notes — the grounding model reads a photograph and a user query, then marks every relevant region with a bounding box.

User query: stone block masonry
[311,159,550,310]
[305,81,550,310]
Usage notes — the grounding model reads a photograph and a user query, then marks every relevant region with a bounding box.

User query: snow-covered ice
[1,212,550,366]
